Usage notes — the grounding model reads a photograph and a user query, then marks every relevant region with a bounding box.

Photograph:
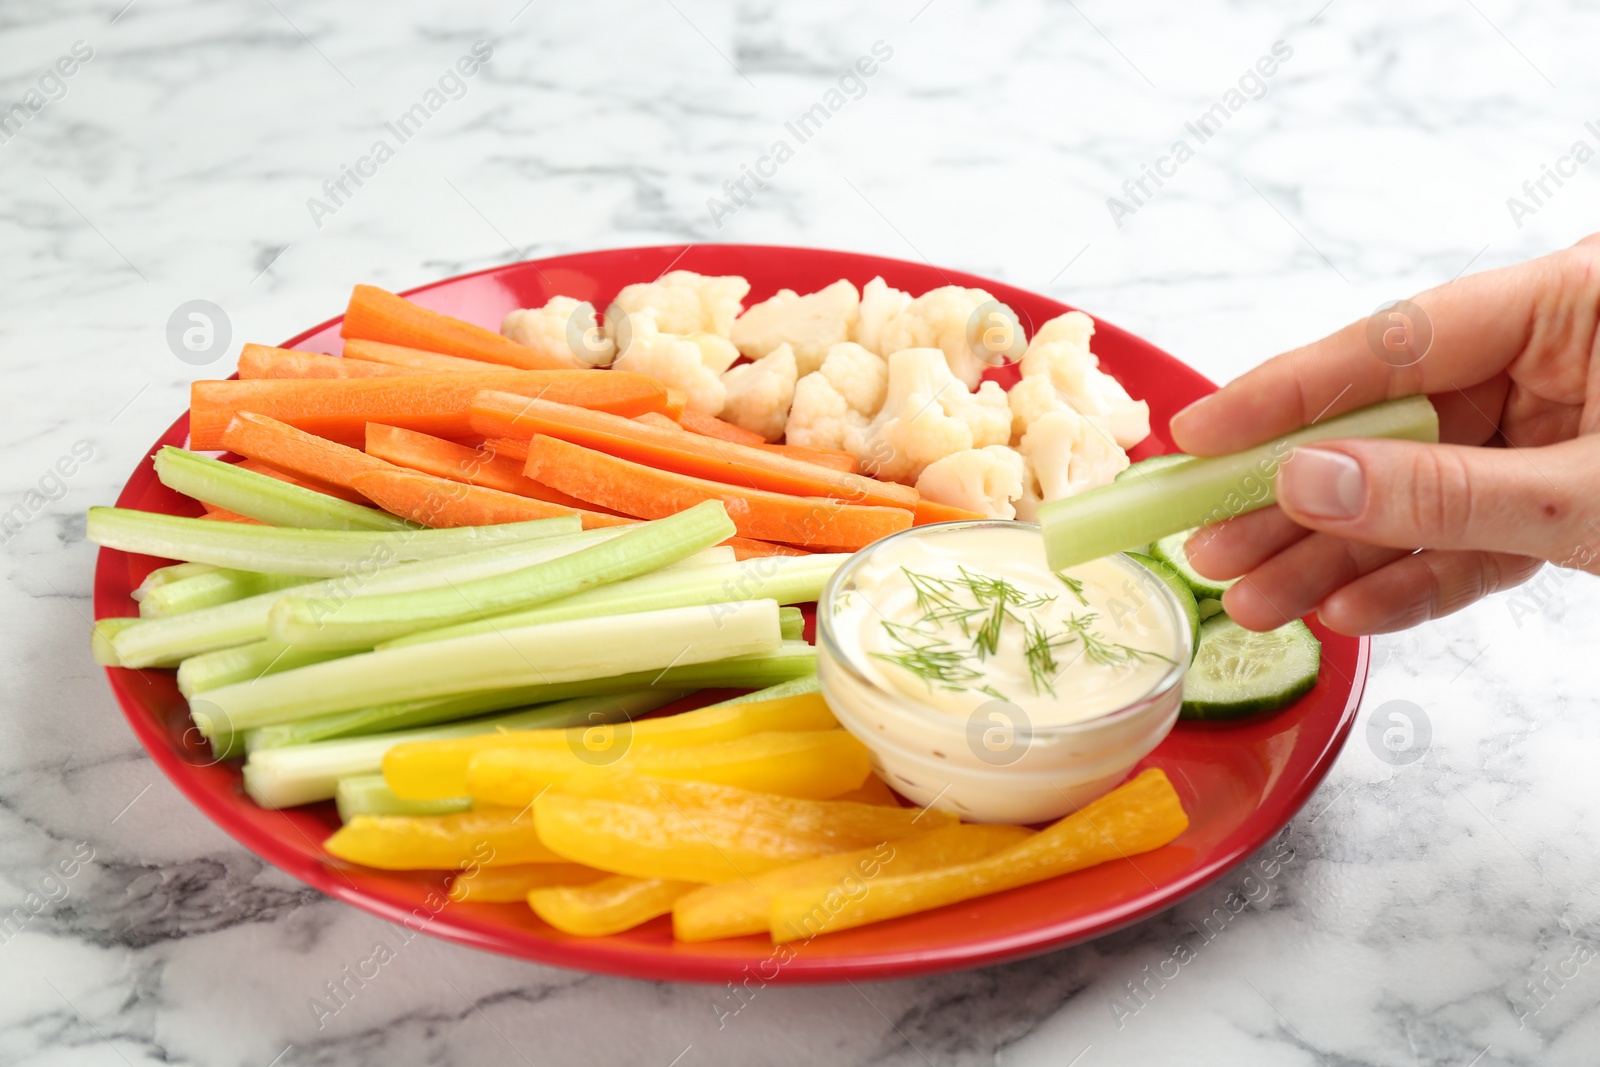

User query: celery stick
[243,691,683,809]
[177,641,351,697]
[336,776,471,821]
[238,642,819,750]
[706,672,820,707]
[132,562,219,601]
[154,446,414,531]
[779,606,804,641]
[109,526,611,668]
[267,501,736,649]
[141,570,315,618]
[91,618,141,666]
[88,507,580,577]
[1039,396,1439,570]
[379,554,845,650]
[195,600,783,733]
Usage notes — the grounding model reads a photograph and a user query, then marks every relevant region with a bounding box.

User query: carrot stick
[190,372,672,450]
[237,344,413,380]
[674,409,766,446]
[522,436,911,549]
[341,285,569,370]
[726,537,810,560]
[473,394,918,511]
[350,468,633,530]
[220,412,397,498]
[231,458,368,505]
[201,507,266,524]
[482,437,528,463]
[363,424,606,512]
[635,413,859,475]
[913,498,988,525]
[342,338,522,375]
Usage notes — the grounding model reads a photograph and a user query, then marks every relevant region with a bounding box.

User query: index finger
[1168,247,1579,456]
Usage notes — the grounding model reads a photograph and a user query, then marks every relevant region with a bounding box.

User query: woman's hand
[1169,234,1600,636]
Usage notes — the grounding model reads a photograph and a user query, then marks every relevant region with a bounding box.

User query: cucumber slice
[1151,529,1237,600]
[1181,616,1320,720]
[1196,597,1225,621]
[1126,552,1199,659]
[1114,453,1194,482]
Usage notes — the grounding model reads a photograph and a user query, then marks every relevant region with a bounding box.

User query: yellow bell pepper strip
[529,876,697,936]
[534,775,959,883]
[463,729,871,807]
[831,773,901,807]
[323,807,564,870]
[672,823,1032,942]
[383,691,838,801]
[447,862,609,903]
[770,768,1188,942]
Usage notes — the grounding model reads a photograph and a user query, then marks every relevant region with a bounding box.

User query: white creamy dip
[828,523,1183,728]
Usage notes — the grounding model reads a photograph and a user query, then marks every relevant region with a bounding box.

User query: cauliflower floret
[1013,409,1130,522]
[874,286,1026,389]
[610,313,726,415]
[610,270,750,337]
[688,333,740,375]
[730,280,859,376]
[719,344,798,442]
[915,446,1026,520]
[501,296,615,368]
[785,342,888,453]
[1019,312,1150,448]
[854,348,1013,484]
[852,277,912,356]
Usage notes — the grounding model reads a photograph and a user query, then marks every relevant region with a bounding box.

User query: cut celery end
[1039,396,1439,570]
[238,642,818,750]
[106,525,605,669]
[141,570,315,618]
[91,618,141,667]
[132,562,219,601]
[266,501,738,649]
[177,640,352,697]
[88,507,581,577]
[154,446,414,531]
[335,776,471,821]
[243,691,683,809]
[779,606,804,641]
[198,600,784,733]
[378,553,845,650]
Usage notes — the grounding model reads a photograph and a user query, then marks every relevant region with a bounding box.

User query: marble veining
[3,0,1599,1063]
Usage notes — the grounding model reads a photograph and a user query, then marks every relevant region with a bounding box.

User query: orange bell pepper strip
[383,691,839,801]
[769,768,1189,941]
[672,823,1032,942]
[529,876,697,936]
[464,729,872,807]
[323,807,564,870]
[447,862,609,903]
[534,775,959,883]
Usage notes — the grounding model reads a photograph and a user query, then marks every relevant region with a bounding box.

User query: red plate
[94,245,1365,983]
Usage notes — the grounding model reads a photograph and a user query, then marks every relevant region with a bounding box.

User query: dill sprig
[1055,571,1090,606]
[1059,613,1176,668]
[871,621,986,692]
[1023,618,1073,696]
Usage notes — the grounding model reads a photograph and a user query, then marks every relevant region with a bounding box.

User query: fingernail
[1168,397,1209,433]
[1280,448,1365,520]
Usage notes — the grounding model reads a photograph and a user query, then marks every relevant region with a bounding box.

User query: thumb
[1273,436,1600,567]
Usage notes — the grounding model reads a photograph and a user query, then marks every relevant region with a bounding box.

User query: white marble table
[3,0,1598,1063]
